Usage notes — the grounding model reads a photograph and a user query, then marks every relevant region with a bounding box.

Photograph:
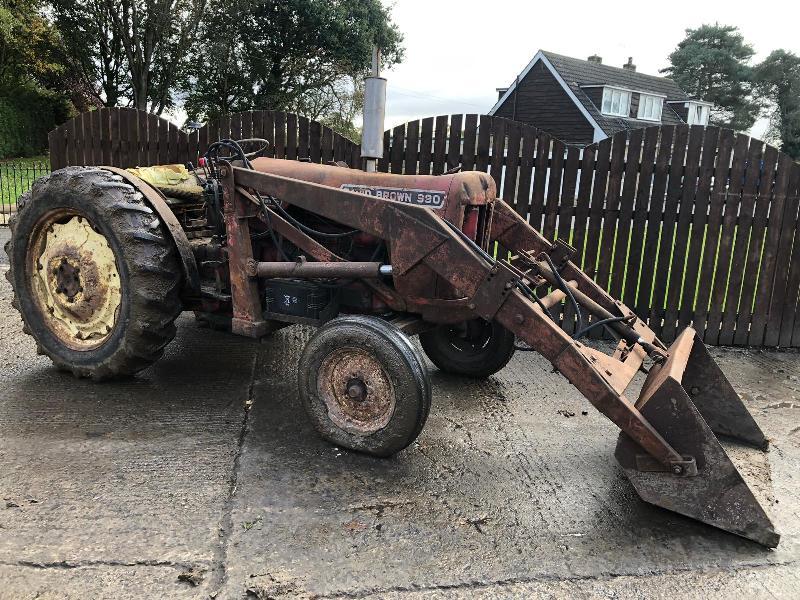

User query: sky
[379,0,800,138]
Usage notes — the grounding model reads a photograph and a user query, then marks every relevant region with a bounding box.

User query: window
[601,87,631,117]
[637,94,663,121]
[687,103,710,126]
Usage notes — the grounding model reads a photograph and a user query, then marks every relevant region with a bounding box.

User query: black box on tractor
[264,279,339,325]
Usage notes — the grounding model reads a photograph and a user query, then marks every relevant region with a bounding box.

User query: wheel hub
[318,348,395,435]
[445,319,493,353]
[29,214,122,350]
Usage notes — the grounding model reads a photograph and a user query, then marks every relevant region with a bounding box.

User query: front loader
[4,139,779,547]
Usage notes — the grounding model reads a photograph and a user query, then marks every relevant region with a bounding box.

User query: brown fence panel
[197,110,359,166]
[45,109,800,347]
[382,115,800,347]
[49,108,362,169]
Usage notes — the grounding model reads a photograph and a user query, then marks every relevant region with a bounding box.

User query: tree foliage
[0,0,63,87]
[662,24,760,131]
[753,50,800,160]
[184,0,403,130]
[50,0,206,114]
[0,0,73,157]
[50,0,128,108]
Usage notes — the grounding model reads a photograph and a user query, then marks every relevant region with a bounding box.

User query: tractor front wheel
[298,316,431,457]
[419,319,515,378]
[5,167,182,379]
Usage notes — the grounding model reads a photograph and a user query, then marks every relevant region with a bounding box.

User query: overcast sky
[380,0,799,138]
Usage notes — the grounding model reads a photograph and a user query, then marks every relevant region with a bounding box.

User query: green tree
[753,50,800,160]
[662,24,760,131]
[0,0,74,157]
[184,0,402,135]
[50,0,206,114]
[0,0,63,88]
[50,0,129,108]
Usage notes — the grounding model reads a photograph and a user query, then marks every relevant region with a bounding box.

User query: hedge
[0,84,72,159]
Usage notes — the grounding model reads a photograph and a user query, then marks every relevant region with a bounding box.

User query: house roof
[542,51,689,136]
[490,50,703,140]
[543,51,689,100]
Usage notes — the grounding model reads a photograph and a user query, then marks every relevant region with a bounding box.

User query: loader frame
[223,163,685,470]
[215,163,778,547]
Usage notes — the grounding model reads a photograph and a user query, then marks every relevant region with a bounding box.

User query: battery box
[264,279,339,325]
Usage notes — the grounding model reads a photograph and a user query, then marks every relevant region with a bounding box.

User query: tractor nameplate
[341,184,446,209]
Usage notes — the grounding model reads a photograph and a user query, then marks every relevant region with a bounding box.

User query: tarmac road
[0,268,798,599]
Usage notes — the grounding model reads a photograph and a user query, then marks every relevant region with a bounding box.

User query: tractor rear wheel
[298,316,431,457]
[4,167,182,380]
[419,318,515,378]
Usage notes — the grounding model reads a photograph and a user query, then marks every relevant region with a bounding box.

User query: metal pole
[361,46,387,173]
[248,260,390,279]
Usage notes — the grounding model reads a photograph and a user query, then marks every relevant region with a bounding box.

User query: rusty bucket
[615,328,780,547]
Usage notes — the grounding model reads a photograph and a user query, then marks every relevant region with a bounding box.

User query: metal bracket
[470,262,520,320]
[549,239,577,269]
[635,454,698,477]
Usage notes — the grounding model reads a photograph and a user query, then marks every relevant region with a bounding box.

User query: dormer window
[638,94,663,121]
[601,87,631,117]
[687,102,711,126]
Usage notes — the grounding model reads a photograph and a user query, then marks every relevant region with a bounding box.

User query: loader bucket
[615,328,780,547]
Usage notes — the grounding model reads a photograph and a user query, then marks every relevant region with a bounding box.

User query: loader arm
[228,165,779,547]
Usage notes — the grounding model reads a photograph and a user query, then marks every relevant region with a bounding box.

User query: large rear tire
[298,316,431,457]
[419,319,515,379]
[4,167,182,380]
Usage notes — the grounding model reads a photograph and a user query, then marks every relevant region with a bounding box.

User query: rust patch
[317,346,396,435]
[29,214,121,350]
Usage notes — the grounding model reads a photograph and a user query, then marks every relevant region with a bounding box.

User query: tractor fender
[102,166,200,294]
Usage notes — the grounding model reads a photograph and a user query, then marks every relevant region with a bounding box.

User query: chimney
[587,54,602,64]
[623,57,636,72]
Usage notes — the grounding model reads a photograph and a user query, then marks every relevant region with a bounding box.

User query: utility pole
[361,46,387,172]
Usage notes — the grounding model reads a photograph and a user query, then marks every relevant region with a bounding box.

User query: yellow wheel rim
[29,213,122,350]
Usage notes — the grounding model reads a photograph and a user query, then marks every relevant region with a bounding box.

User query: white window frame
[687,102,711,126]
[601,87,631,117]
[637,94,663,121]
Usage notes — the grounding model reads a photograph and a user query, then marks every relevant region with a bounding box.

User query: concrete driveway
[0,268,798,599]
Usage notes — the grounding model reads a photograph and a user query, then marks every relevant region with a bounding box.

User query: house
[490,50,713,146]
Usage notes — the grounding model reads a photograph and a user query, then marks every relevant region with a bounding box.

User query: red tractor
[4,139,779,546]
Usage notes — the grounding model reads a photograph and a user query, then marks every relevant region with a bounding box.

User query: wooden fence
[48,108,361,170]
[381,115,800,348]
[47,109,800,348]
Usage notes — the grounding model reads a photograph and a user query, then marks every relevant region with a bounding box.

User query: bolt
[672,465,683,475]
[346,379,367,402]
[468,303,476,310]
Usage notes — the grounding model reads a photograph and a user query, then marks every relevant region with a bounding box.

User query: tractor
[4,138,779,547]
